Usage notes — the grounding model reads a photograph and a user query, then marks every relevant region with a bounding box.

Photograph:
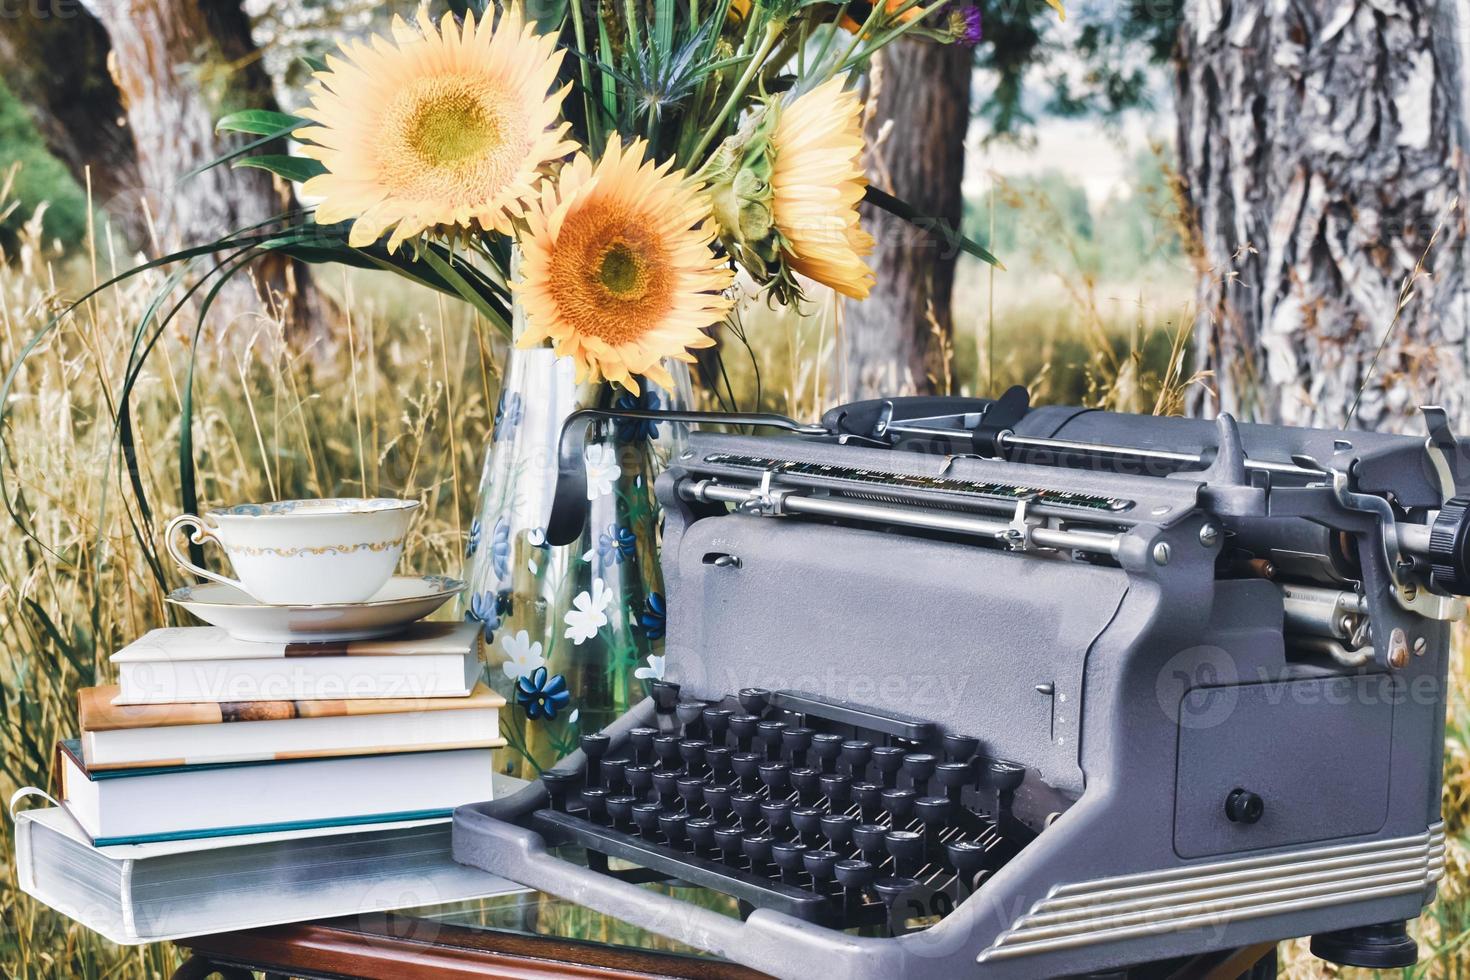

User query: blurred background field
[2,7,1468,977]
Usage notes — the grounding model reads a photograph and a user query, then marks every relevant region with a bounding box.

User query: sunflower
[768,79,876,300]
[296,5,575,252]
[516,137,734,394]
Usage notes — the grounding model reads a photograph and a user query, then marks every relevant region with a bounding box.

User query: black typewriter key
[902,753,937,797]
[581,786,610,823]
[704,745,733,782]
[772,839,809,884]
[757,719,789,760]
[821,812,857,851]
[659,811,690,849]
[601,756,630,793]
[686,816,718,855]
[743,833,775,875]
[732,791,765,828]
[702,707,733,745]
[652,770,682,807]
[625,764,655,800]
[653,734,682,770]
[790,767,822,804]
[946,840,989,895]
[782,726,814,766]
[738,687,771,716]
[729,714,761,753]
[881,787,917,825]
[676,701,707,737]
[791,805,825,844]
[943,733,980,763]
[804,849,840,893]
[873,877,921,934]
[811,733,845,772]
[852,781,884,823]
[633,802,663,838]
[731,751,763,791]
[676,775,707,814]
[703,783,734,821]
[758,760,791,796]
[883,830,924,878]
[820,772,852,810]
[936,761,975,804]
[914,795,955,847]
[760,799,793,838]
[834,859,876,916]
[678,738,709,775]
[580,733,611,787]
[852,822,888,865]
[629,726,658,765]
[986,760,1026,835]
[841,739,874,781]
[541,768,578,812]
[871,746,905,788]
[650,680,681,717]
[715,825,746,865]
[605,794,638,830]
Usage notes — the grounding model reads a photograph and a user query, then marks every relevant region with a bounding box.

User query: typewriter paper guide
[664,509,1129,791]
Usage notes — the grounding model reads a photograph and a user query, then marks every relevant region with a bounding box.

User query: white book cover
[112,621,480,663]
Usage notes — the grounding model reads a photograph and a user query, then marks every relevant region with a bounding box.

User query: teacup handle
[164,514,255,598]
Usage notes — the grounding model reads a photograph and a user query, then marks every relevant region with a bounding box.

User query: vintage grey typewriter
[454,387,1469,977]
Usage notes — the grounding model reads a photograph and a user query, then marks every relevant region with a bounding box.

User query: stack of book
[17,620,520,942]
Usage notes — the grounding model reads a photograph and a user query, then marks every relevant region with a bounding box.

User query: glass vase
[462,287,689,777]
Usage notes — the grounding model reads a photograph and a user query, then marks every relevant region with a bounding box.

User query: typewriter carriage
[455,390,1467,978]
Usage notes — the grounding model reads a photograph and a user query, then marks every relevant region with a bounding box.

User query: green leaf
[410,246,513,337]
[180,125,301,181]
[216,109,308,137]
[233,154,327,183]
[863,186,1006,269]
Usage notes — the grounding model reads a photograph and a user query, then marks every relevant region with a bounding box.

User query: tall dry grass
[0,175,1467,978]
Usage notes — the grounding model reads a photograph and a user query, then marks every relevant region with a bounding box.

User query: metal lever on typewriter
[545,408,830,545]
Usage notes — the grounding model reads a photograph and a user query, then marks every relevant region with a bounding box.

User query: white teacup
[164,498,421,606]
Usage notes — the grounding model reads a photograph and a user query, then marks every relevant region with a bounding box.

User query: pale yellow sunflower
[516,138,734,394]
[770,79,876,300]
[296,5,575,252]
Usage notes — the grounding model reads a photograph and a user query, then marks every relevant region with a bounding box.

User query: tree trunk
[0,0,146,244]
[1176,0,1469,431]
[845,39,971,398]
[86,0,329,342]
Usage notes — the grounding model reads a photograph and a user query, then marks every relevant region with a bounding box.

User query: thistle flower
[296,5,575,252]
[948,4,983,46]
[516,137,734,394]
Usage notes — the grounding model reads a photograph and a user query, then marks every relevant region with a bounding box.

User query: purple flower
[950,4,982,46]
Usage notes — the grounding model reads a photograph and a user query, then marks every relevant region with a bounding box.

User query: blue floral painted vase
[462,265,688,777]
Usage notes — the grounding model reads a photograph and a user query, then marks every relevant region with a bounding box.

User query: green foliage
[0,81,89,250]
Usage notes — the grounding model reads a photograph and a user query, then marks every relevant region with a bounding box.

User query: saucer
[165,575,465,643]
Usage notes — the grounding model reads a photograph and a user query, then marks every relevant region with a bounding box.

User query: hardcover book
[56,739,496,846]
[110,622,483,703]
[13,803,524,944]
[79,681,505,769]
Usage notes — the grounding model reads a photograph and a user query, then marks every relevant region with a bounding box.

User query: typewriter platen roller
[455,389,1468,978]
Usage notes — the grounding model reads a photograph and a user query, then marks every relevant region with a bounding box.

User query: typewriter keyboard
[531,683,1035,934]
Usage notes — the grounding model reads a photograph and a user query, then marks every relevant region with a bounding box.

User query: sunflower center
[597,241,647,299]
[408,96,499,166]
[546,205,673,345]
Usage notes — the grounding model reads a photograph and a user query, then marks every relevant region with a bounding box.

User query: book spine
[89,808,455,847]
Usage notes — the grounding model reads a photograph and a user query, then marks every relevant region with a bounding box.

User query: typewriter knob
[884,830,925,877]
[804,849,841,886]
[632,802,663,837]
[782,726,815,765]
[601,757,630,793]
[738,687,772,716]
[733,791,765,826]
[628,727,658,764]
[581,786,610,823]
[649,680,681,714]
[676,701,708,735]
[731,751,764,790]
[677,775,708,812]
[790,766,823,803]
[703,783,734,820]
[902,753,938,796]
[605,794,637,829]
[701,707,733,744]
[791,805,826,842]
[743,833,775,869]
[915,796,955,844]
[834,858,877,891]
[842,739,875,780]
[715,825,746,863]
[812,733,846,772]
[729,714,761,752]
[678,738,709,773]
[946,840,990,893]
[821,812,857,850]
[760,799,794,835]
[759,760,791,795]
[853,781,885,822]
[653,734,682,770]
[985,759,1026,793]
[881,787,918,823]
[873,876,921,932]
[625,764,655,798]
[1224,787,1265,825]
[757,719,790,759]
[658,811,690,848]
[1429,496,1470,595]
[704,745,733,782]
[820,772,853,808]
[686,817,719,853]
[652,770,682,807]
[937,762,976,803]
[541,768,579,812]
[580,733,611,786]
[772,840,810,881]
[852,822,888,863]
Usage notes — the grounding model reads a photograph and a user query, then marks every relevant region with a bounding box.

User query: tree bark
[846,39,971,398]
[86,0,328,341]
[0,0,146,243]
[1175,0,1469,431]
